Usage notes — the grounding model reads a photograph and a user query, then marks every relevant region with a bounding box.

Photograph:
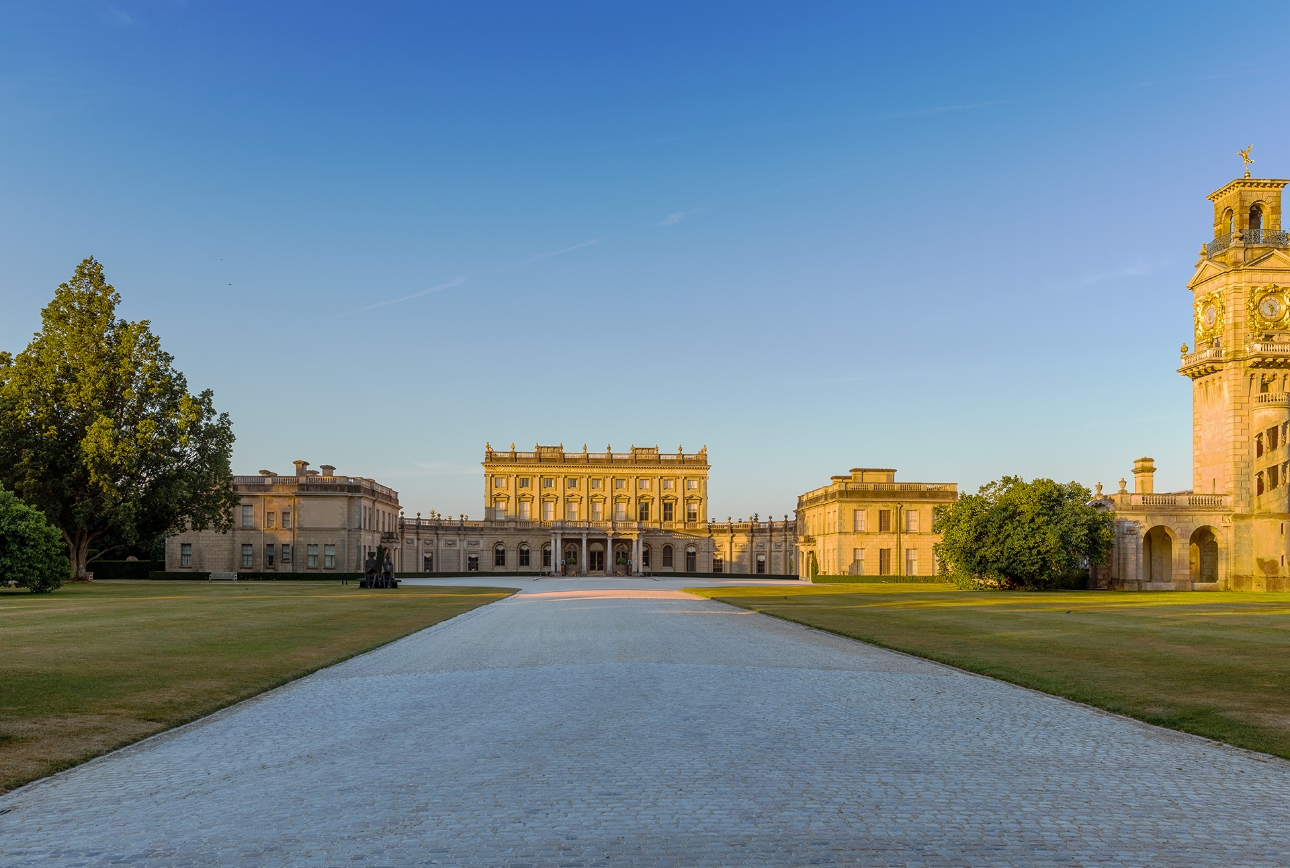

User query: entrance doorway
[589,549,605,571]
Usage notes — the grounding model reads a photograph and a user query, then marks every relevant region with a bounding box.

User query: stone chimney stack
[320,465,336,477]
[293,460,309,477]
[1132,457,1156,494]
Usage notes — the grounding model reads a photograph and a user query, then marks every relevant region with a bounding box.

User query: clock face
[1260,296,1284,321]
[1202,305,1218,327]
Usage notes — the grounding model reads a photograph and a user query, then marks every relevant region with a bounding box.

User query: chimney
[320,465,336,477]
[1132,457,1156,494]
[293,460,309,477]
[258,469,277,477]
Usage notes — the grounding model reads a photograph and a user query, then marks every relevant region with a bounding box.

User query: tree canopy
[0,258,239,581]
[0,485,67,593]
[932,476,1114,590]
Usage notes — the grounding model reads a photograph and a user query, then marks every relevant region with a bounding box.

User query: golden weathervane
[1238,145,1254,178]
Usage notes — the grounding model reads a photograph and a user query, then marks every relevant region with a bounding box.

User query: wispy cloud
[335,275,469,317]
[653,207,706,227]
[504,238,601,268]
[1053,259,1171,293]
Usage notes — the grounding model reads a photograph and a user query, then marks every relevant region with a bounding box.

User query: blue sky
[2,2,1288,519]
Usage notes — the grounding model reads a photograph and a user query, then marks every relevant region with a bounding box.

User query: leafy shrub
[0,485,68,593]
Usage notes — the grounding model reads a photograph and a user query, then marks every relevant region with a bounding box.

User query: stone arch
[1250,203,1265,232]
[1143,525,1174,583]
[1189,526,1219,584]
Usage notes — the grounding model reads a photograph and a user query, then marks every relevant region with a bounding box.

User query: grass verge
[688,582,1290,760]
[0,580,514,793]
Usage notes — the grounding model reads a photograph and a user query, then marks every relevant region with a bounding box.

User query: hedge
[810,574,949,584]
[146,571,363,581]
[89,560,161,581]
[148,571,211,580]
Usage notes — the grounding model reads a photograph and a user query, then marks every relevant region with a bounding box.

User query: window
[1257,433,1265,457]
[519,501,531,520]
[566,477,579,489]
[686,546,697,571]
[638,502,650,521]
[663,479,675,490]
[566,503,579,521]
[878,509,892,532]
[180,543,192,567]
[1271,426,1282,451]
[542,545,552,567]
[853,509,866,532]
[1257,471,1266,495]
[687,479,699,490]
[687,503,698,522]
[282,511,291,528]
[591,501,603,520]
[712,556,723,573]
[281,544,291,564]
[906,548,918,575]
[495,544,506,567]
[242,505,253,527]
[307,544,319,567]
[906,510,919,533]
[878,548,892,575]
[543,501,555,521]
[663,502,674,522]
[493,499,507,518]
[241,544,253,568]
[639,479,651,490]
[423,553,433,571]
[467,554,479,572]
[1272,465,1281,490]
[755,553,765,574]
[852,548,864,575]
[662,545,673,568]
[266,511,274,528]
[1251,204,1264,232]
[542,478,554,489]
[265,544,275,567]
[642,546,651,567]
[324,545,336,568]
[615,502,628,521]
[614,479,625,489]
[494,477,506,488]
[590,478,602,489]
[519,477,531,488]
[519,544,530,566]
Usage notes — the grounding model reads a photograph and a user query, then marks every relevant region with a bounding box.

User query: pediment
[1188,257,1229,290]
[1244,248,1290,271]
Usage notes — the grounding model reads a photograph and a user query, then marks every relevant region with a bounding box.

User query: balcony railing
[233,475,399,501]
[1256,392,1290,406]
[1180,346,1223,368]
[1247,341,1290,356]
[1117,493,1231,509]
[1207,229,1290,257]
[397,517,798,535]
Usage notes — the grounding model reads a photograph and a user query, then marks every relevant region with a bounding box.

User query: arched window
[494,544,506,566]
[642,545,651,568]
[685,546,697,571]
[519,544,530,566]
[1250,205,1264,232]
[1256,471,1265,496]
[662,545,674,567]
[1225,209,1234,235]
[1256,432,1265,458]
[542,544,552,567]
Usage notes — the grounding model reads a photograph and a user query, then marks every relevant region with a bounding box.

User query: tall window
[180,543,192,567]
[1250,205,1264,232]
[307,544,319,567]
[755,553,765,574]
[241,544,253,568]
[566,503,579,521]
[687,503,698,522]
[543,477,554,489]
[686,546,697,571]
[543,501,555,521]
[662,545,673,567]
[638,502,650,521]
[494,477,506,488]
[1270,426,1281,451]
[281,544,291,564]
[615,502,628,521]
[905,548,917,575]
[493,499,507,518]
[662,502,674,522]
[265,544,275,567]
[1257,472,1266,496]
[852,548,864,574]
[591,501,603,520]
[878,509,892,532]
[468,554,479,572]
[282,510,291,528]
[519,501,531,520]
[853,509,866,532]
[712,555,723,573]
[1257,433,1264,458]
[242,505,253,527]
[878,548,892,575]
[423,553,433,571]
[686,479,698,490]
[642,546,651,567]
[906,510,919,533]
[519,544,530,566]
[324,545,336,568]
[1272,465,1282,490]
[495,544,506,566]
[266,511,275,528]
[542,545,551,567]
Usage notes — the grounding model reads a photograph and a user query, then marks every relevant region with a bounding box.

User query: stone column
[581,534,588,576]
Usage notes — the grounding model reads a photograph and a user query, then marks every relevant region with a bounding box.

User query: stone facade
[794,468,958,578]
[1096,172,1290,590]
[165,461,401,574]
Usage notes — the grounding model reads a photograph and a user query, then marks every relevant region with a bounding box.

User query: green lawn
[689,583,1290,759]
[0,580,514,793]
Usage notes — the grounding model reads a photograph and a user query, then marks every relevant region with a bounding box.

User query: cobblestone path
[4,577,1290,866]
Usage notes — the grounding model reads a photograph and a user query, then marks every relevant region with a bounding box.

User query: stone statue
[1238,145,1254,178]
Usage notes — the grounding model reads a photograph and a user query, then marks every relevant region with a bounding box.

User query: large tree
[0,258,238,580]
[0,485,67,593]
[933,476,1114,590]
